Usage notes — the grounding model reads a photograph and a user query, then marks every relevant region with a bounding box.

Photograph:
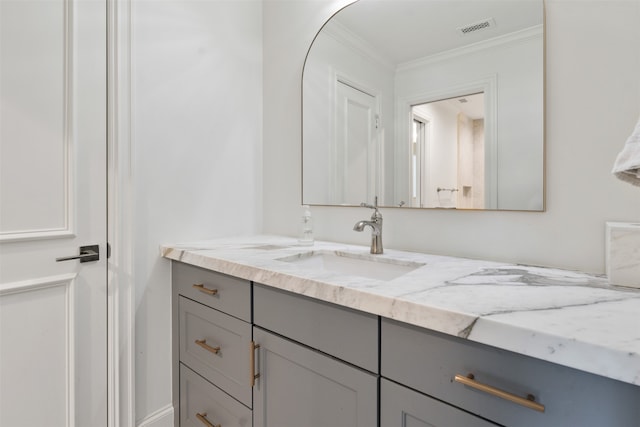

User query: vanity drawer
[180,364,251,427]
[253,284,378,373]
[173,261,251,321]
[381,318,640,427]
[180,297,252,407]
[381,378,498,427]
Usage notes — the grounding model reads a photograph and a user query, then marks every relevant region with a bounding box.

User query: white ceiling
[332,0,543,66]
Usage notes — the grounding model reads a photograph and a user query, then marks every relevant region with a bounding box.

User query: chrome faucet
[353,196,383,254]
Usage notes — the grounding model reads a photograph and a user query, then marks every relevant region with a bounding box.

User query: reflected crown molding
[398,24,543,72]
[322,19,396,72]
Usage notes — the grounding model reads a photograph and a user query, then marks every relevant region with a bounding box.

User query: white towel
[612,116,640,187]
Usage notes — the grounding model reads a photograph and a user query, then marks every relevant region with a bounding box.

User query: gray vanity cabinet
[172,260,640,427]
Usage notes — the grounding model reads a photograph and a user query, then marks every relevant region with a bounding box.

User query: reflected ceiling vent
[457,18,496,36]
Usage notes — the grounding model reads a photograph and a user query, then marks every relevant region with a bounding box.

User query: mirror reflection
[411,92,486,209]
[302,0,544,211]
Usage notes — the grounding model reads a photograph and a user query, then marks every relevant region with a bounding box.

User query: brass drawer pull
[196,412,221,427]
[193,283,218,296]
[250,341,260,387]
[454,373,545,413]
[195,339,220,355]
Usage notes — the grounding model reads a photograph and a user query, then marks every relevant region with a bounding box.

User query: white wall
[263,0,640,274]
[132,1,262,425]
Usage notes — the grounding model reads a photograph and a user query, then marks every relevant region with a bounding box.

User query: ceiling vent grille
[457,18,496,36]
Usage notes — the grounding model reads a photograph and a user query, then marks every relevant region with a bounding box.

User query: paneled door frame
[107,0,135,426]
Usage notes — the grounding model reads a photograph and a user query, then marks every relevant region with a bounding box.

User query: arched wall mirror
[302,0,544,211]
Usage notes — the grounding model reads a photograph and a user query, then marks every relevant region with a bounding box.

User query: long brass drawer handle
[454,373,545,413]
[250,341,260,387]
[196,412,221,427]
[193,283,218,296]
[195,339,220,355]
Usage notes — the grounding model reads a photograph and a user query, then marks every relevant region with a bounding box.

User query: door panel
[0,0,69,237]
[0,0,107,425]
[335,81,378,204]
[0,277,75,426]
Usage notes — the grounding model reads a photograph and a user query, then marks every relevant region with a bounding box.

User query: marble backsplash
[606,222,640,289]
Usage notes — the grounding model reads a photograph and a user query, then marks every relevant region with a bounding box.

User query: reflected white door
[335,81,377,204]
[0,0,107,426]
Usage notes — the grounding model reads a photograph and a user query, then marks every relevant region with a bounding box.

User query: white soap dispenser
[298,205,314,246]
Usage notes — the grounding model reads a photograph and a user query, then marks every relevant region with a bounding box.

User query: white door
[335,81,378,205]
[0,0,107,426]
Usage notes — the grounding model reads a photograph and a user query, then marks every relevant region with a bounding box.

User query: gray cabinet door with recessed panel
[252,327,377,427]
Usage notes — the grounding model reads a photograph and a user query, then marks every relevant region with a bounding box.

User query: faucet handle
[360,196,382,221]
[360,196,379,210]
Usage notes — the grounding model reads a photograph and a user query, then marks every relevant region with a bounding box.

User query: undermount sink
[277,250,425,281]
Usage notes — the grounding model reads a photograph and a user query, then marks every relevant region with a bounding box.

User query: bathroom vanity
[164,236,640,427]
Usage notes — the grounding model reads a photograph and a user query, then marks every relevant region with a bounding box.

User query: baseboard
[136,404,174,427]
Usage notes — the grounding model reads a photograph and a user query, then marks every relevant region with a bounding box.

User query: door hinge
[107,242,111,259]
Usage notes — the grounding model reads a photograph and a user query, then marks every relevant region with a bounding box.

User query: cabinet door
[381,379,498,427]
[252,327,377,427]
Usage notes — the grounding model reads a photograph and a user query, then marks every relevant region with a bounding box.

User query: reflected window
[411,117,427,207]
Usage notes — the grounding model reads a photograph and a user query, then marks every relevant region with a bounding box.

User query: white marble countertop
[161,235,640,386]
